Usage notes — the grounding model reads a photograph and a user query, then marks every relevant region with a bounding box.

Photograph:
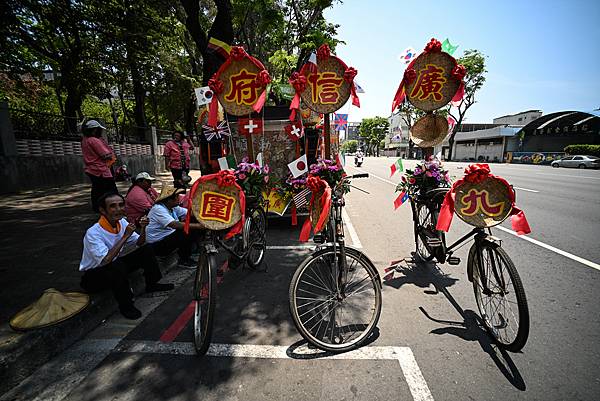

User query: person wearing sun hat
[146,183,203,267]
[81,119,118,212]
[125,172,159,224]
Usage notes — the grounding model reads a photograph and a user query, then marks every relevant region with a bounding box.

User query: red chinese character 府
[307,72,344,104]
[225,69,260,106]
[459,189,505,217]
[410,64,447,102]
[200,191,236,223]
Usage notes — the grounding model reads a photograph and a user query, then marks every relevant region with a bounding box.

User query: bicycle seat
[421,187,449,202]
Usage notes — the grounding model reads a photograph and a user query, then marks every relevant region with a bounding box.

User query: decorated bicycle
[390,39,532,351]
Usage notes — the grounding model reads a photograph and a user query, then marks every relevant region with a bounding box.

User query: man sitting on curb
[79,192,174,320]
[146,184,203,268]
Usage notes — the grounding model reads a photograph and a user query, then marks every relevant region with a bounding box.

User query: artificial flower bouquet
[395,156,451,196]
[234,158,270,199]
[309,158,348,193]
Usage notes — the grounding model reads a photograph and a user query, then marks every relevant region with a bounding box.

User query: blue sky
[324,0,600,123]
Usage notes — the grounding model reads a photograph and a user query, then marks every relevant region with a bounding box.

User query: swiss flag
[287,154,308,178]
[238,118,263,135]
[285,122,304,141]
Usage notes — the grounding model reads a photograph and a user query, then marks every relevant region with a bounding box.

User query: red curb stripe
[159,301,195,343]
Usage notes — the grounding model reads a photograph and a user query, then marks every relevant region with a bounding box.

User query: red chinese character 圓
[200,191,236,223]
[225,69,260,106]
[459,189,505,217]
[410,64,447,102]
[307,71,344,104]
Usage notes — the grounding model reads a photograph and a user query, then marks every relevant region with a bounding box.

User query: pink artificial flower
[264,175,269,183]
[238,173,247,180]
[409,177,416,184]
[425,171,433,177]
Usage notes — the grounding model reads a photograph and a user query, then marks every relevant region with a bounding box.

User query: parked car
[551,155,600,169]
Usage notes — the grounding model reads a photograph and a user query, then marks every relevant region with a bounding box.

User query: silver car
[551,155,600,169]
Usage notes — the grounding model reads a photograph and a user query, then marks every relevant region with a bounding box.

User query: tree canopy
[359,116,390,156]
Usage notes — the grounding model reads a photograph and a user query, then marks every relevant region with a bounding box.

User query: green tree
[447,49,487,160]
[359,116,389,157]
[341,139,358,154]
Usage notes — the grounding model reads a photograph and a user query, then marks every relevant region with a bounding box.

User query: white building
[451,126,522,162]
[493,110,542,125]
[384,111,410,157]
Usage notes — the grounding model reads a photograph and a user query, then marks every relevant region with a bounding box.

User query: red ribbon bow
[344,67,357,83]
[230,46,247,61]
[208,77,224,94]
[255,70,271,87]
[216,170,236,187]
[424,38,442,53]
[316,44,331,61]
[288,72,307,121]
[452,64,467,81]
[299,175,332,242]
[464,163,490,184]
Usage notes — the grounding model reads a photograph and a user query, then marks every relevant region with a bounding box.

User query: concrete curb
[0,254,178,395]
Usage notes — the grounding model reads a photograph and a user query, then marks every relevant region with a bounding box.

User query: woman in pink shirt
[125,172,159,224]
[81,120,118,212]
[164,131,194,188]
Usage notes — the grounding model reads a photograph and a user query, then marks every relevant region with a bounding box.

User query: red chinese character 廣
[459,189,505,217]
[200,191,236,223]
[225,69,260,106]
[410,64,447,102]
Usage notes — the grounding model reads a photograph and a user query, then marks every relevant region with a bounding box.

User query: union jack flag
[334,114,348,131]
[202,121,230,141]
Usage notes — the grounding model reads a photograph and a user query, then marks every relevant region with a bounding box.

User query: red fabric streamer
[424,38,442,53]
[452,64,466,81]
[391,61,417,112]
[344,67,360,107]
[185,170,246,239]
[299,176,332,242]
[291,205,298,226]
[207,76,224,127]
[288,72,307,121]
[436,164,531,235]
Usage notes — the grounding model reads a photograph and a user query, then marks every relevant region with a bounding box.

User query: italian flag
[390,158,404,177]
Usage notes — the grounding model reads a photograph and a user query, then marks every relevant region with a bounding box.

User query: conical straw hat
[410,113,449,148]
[9,288,89,331]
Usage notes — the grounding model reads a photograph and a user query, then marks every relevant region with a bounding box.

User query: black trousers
[170,167,189,189]
[151,230,195,260]
[80,245,162,308]
[86,173,118,212]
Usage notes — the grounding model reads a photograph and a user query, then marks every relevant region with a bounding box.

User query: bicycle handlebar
[348,173,369,179]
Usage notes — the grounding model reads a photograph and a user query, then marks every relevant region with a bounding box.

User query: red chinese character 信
[225,69,260,106]
[459,189,505,217]
[410,64,447,102]
[200,191,236,223]
[307,72,344,105]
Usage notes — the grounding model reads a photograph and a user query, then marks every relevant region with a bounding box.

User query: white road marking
[116,341,434,401]
[535,172,600,180]
[267,245,315,250]
[496,226,600,272]
[513,186,539,193]
[342,208,363,248]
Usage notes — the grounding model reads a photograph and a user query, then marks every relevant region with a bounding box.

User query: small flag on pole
[393,191,409,209]
[390,158,404,177]
[288,154,308,178]
[441,38,459,55]
[293,187,311,208]
[354,80,365,94]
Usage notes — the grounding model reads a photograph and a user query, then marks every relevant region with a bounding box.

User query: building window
[572,125,578,132]
[518,117,523,122]
[582,124,588,131]
[563,126,569,133]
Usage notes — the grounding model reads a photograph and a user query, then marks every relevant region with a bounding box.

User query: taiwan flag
[393,191,409,209]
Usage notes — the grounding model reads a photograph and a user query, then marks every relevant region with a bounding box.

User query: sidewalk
[0,170,201,394]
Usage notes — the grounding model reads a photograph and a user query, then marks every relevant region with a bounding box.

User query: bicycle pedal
[447,256,461,265]
[426,238,442,247]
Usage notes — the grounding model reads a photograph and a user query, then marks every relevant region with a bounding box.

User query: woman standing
[164,131,194,188]
[81,120,118,212]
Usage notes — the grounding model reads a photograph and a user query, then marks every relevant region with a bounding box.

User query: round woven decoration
[405,52,460,111]
[191,180,243,230]
[217,58,267,117]
[453,177,512,228]
[300,106,322,126]
[410,113,448,148]
[301,57,351,114]
[310,190,331,232]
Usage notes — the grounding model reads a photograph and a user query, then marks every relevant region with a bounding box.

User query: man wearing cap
[80,192,174,320]
[81,119,118,212]
[164,131,194,189]
[146,183,202,267]
[125,172,159,224]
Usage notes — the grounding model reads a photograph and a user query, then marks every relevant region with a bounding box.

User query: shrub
[564,144,600,156]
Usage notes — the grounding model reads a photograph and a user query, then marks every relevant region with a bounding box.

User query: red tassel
[291,205,298,226]
[436,189,456,232]
[208,97,219,126]
[299,218,312,242]
[452,82,465,103]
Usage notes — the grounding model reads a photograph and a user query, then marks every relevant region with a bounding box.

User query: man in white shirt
[80,192,174,319]
[147,184,203,267]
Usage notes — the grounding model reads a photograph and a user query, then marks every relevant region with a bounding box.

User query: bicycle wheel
[413,202,434,262]
[245,208,267,268]
[193,251,217,356]
[470,241,529,351]
[289,247,382,352]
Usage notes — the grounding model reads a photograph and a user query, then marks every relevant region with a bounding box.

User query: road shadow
[382,254,458,291]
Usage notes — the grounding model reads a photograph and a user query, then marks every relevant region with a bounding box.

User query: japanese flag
[288,154,308,178]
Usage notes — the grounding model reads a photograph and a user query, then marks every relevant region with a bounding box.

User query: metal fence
[8,107,151,144]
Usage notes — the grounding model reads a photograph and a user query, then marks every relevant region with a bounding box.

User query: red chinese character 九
[307,72,344,104]
[459,189,505,217]
[200,191,236,223]
[410,64,447,102]
[225,69,260,106]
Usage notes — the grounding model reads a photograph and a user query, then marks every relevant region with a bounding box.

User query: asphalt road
[4,158,599,401]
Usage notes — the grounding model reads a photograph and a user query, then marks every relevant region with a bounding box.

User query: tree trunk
[64,85,82,134]
[447,136,455,161]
